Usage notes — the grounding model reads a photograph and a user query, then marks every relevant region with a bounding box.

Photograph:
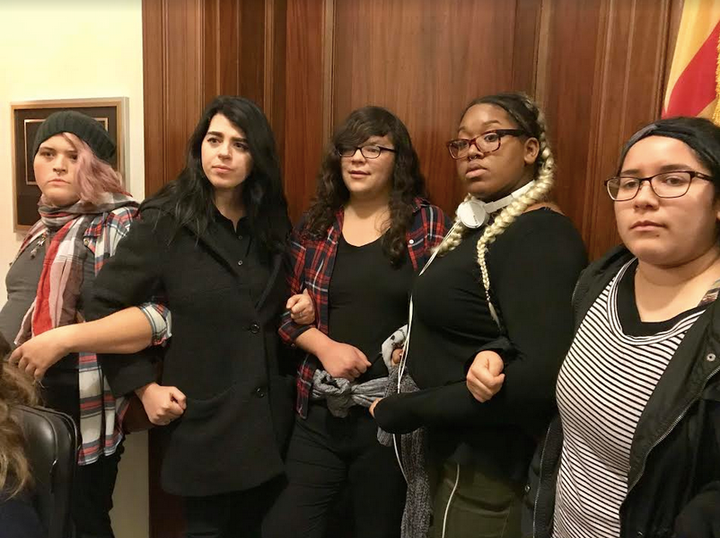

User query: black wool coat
[86,202,296,497]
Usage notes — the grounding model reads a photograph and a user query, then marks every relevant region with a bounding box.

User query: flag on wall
[663,0,720,122]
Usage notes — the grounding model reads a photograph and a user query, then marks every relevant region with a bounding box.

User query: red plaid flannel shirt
[279,198,450,417]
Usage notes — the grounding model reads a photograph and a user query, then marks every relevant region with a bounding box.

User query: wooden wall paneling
[321,0,335,145]
[239,0,266,105]
[203,0,242,100]
[264,0,288,159]
[584,0,675,258]
[535,0,605,245]
[144,0,290,198]
[164,0,205,187]
[330,0,542,217]
[142,0,167,196]
[143,0,206,199]
[200,0,287,164]
[511,0,543,93]
[537,0,677,260]
[237,0,288,160]
[283,0,328,222]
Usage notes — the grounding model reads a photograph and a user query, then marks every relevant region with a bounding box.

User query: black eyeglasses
[446,129,527,160]
[336,145,397,159]
[604,170,713,201]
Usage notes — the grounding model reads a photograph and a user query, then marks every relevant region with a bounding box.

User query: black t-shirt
[617,259,709,336]
[328,234,413,381]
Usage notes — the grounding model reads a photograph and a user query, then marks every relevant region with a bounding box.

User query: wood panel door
[143,0,286,197]
[140,1,682,536]
[283,0,543,221]
[537,0,682,258]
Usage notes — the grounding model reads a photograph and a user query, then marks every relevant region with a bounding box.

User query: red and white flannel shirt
[279,198,450,418]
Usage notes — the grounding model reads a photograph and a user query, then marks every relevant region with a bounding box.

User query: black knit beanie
[32,110,116,163]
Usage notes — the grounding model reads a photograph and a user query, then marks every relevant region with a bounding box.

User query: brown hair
[303,106,427,267]
[0,334,39,498]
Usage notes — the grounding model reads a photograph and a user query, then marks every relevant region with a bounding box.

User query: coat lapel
[197,222,283,310]
[255,253,282,310]
[196,222,243,276]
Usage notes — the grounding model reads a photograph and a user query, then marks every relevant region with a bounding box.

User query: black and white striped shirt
[553,259,707,538]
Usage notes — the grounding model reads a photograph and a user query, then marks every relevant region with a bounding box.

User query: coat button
[237,260,244,266]
[83,238,90,246]
[524,484,531,493]
[707,353,716,362]
[408,239,414,245]
[254,387,266,398]
[249,323,260,334]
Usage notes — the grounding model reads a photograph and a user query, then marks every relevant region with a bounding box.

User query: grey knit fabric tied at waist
[310,370,388,417]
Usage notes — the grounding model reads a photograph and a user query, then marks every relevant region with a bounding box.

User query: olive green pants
[428,461,524,538]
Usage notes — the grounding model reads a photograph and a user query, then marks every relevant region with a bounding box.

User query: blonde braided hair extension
[437,93,557,322]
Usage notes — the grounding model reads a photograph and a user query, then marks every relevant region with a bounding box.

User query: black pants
[184,479,283,538]
[71,448,124,538]
[262,402,406,538]
[42,363,123,538]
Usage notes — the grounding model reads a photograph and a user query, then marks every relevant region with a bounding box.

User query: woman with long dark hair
[263,106,450,538]
[80,96,296,538]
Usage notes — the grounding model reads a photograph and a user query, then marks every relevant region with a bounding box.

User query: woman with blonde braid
[371,92,587,538]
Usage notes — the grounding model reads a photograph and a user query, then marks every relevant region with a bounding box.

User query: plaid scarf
[16,193,137,344]
[14,193,138,465]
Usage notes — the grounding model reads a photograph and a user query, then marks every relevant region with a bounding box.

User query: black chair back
[11,405,77,538]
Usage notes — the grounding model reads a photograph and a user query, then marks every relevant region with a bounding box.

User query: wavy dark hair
[618,116,720,195]
[147,96,290,256]
[0,334,39,499]
[304,106,427,266]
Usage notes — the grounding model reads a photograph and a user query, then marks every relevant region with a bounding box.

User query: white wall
[0,2,149,537]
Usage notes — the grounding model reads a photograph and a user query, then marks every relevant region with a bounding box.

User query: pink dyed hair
[62,132,125,203]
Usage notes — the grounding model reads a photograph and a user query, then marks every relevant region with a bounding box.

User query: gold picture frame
[10,97,127,231]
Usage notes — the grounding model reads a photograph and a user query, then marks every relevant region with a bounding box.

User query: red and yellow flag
[663,0,720,122]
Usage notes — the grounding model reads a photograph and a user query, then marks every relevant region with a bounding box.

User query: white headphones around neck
[456,181,536,228]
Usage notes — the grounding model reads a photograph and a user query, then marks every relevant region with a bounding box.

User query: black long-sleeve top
[374,209,587,475]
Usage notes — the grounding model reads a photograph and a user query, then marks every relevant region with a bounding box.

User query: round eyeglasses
[336,145,397,159]
[604,170,713,201]
[446,129,527,160]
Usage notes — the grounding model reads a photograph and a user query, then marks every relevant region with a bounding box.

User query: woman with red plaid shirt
[263,106,450,538]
